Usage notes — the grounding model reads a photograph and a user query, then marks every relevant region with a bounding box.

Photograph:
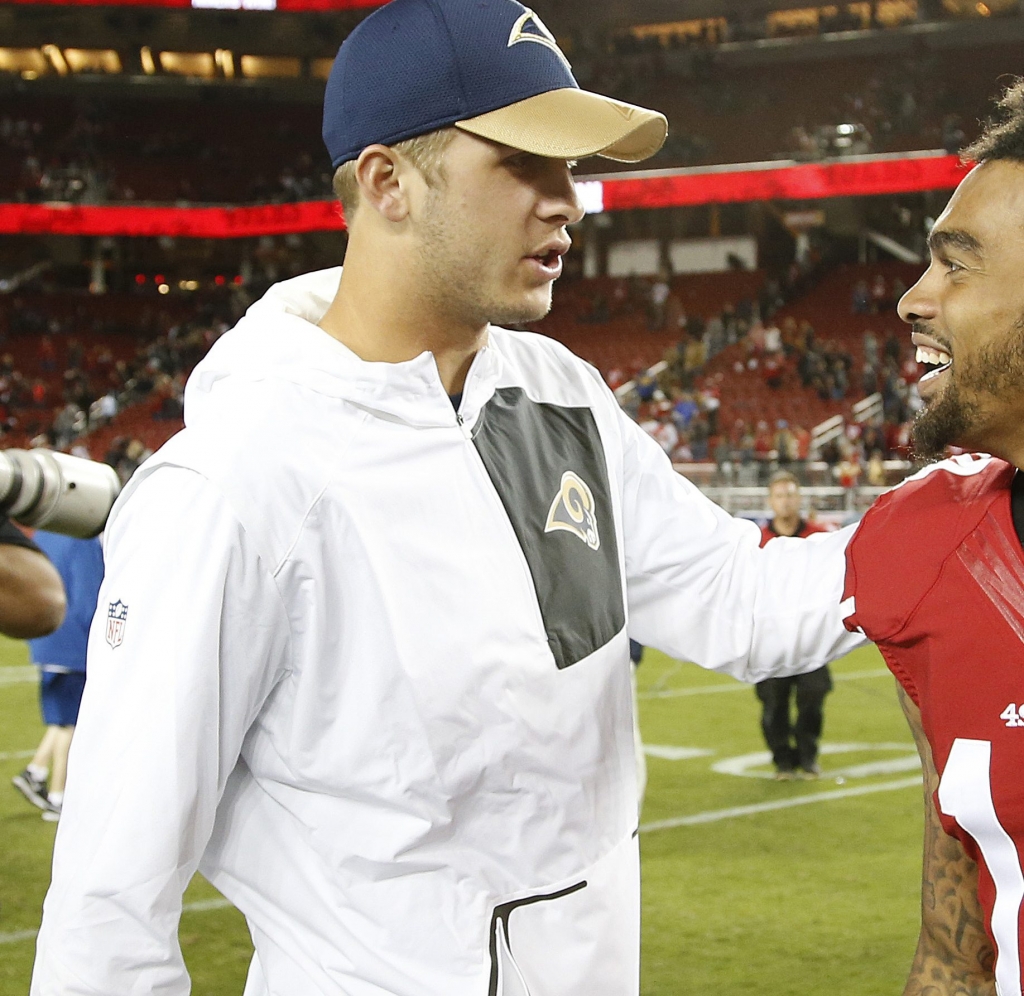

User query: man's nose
[538,164,585,226]
[897,270,939,325]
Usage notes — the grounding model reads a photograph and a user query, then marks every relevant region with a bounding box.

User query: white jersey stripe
[939,738,1024,996]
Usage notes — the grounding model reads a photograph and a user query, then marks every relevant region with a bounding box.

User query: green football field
[0,638,923,995]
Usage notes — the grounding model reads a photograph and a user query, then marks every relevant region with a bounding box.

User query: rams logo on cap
[545,471,600,551]
[507,8,572,70]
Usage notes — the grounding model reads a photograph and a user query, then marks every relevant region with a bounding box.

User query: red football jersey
[759,519,829,548]
[843,454,1024,996]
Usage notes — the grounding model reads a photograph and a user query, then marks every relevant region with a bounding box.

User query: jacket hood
[184,268,503,430]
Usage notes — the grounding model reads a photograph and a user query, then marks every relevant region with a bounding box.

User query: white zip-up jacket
[33,268,864,996]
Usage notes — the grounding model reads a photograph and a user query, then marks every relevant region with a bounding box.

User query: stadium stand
[3,0,1019,496]
[2,37,1022,201]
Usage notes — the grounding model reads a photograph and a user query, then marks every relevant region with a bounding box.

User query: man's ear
[354,145,411,223]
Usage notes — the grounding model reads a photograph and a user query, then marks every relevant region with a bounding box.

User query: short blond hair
[768,470,800,491]
[332,128,457,222]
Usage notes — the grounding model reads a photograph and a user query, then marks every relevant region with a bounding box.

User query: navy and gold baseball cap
[323,0,668,168]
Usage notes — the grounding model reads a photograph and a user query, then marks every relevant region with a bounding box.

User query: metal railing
[674,459,912,491]
[851,392,883,424]
[696,485,889,516]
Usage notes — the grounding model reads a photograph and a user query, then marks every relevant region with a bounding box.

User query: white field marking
[0,929,38,946]
[644,745,716,761]
[0,750,35,762]
[638,667,890,700]
[0,897,236,946]
[639,775,923,833]
[0,666,36,686]
[181,898,233,913]
[711,742,919,781]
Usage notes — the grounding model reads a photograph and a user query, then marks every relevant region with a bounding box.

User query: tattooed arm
[898,685,996,996]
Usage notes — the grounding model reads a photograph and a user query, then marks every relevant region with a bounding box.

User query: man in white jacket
[33,2,865,994]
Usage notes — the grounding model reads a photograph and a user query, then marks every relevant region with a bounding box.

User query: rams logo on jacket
[545,471,600,551]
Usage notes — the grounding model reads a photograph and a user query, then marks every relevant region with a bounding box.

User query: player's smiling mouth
[912,331,953,388]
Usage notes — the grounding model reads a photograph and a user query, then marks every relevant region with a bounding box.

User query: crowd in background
[0,6,1013,205]
[0,254,929,491]
[2,107,333,206]
[0,288,232,483]
[597,265,923,485]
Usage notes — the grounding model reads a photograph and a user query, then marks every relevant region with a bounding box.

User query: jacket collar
[187,268,504,431]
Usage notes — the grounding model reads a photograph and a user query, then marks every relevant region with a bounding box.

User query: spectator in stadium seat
[835,449,862,489]
[635,368,657,402]
[30,6,867,993]
[672,389,698,429]
[862,360,879,397]
[755,471,833,780]
[851,278,871,314]
[774,421,797,465]
[865,449,887,487]
[870,273,888,313]
[648,272,670,331]
[884,330,901,363]
[863,329,879,367]
[689,415,709,461]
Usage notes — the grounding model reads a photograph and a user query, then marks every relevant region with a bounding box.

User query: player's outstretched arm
[898,685,996,996]
[618,410,865,681]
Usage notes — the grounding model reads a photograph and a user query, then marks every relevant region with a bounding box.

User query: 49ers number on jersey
[1001,704,1024,728]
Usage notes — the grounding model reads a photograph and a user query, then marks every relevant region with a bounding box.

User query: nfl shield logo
[106,600,128,649]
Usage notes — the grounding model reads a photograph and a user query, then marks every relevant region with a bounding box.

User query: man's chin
[911,390,979,459]
[490,292,552,328]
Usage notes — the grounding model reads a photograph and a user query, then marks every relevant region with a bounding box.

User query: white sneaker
[41,803,60,823]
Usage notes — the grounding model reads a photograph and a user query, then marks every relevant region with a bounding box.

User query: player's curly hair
[962,76,1024,163]
[332,128,456,223]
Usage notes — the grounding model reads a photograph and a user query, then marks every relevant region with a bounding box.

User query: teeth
[916,346,952,367]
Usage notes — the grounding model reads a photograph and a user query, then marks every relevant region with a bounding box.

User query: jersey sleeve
[619,411,865,682]
[841,455,1008,646]
[32,467,291,996]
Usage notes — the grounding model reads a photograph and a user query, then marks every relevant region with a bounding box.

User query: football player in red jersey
[842,78,1024,996]
[757,472,833,779]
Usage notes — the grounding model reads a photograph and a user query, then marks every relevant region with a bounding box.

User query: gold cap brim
[455,87,668,164]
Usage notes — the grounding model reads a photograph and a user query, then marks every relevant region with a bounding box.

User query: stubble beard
[911,379,981,459]
[415,193,554,332]
[912,319,1024,459]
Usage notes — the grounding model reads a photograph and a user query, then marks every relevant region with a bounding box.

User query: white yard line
[0,667,37,686]
[0,898,235,947]
[180,898,233,914]
[0,667,892,695]
[638,667,890,700]
[639,775,922,833]
[0,750,34,762]
[0,929,39,946]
